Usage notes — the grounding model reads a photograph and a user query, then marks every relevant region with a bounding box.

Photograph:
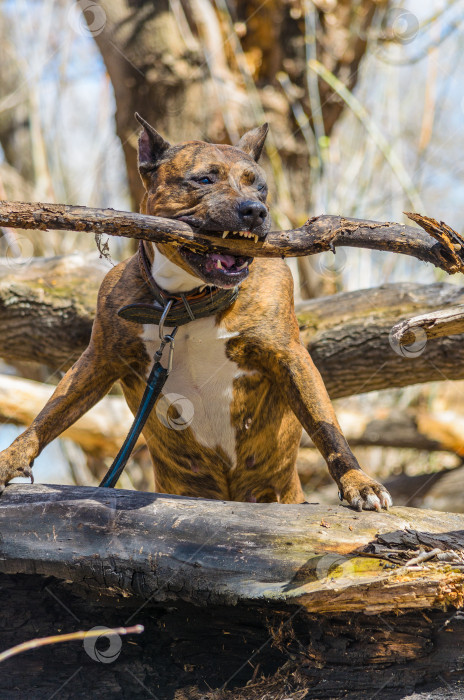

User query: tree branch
[1,255,464,397]
[391,304,464,347]
[1,201,464,272]
[298,281,464,398]
[2,483,464,615]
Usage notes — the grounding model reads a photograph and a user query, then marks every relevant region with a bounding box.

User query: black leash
[99,242,240,489]
[99,301,178,488]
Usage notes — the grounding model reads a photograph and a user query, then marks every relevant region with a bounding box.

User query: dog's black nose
[238,200,267,230]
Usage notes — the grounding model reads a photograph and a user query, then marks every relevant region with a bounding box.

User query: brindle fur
[0,118,391,510]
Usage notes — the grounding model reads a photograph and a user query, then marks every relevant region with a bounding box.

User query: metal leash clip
[155,300,178,373]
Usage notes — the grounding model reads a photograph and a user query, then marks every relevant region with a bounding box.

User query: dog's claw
[0,447,35,493]
[339,470,393,512]
[351,496,363,512]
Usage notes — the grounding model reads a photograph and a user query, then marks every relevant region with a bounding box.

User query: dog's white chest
[141,317,240,464]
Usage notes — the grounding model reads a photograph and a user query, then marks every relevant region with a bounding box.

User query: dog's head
[136,113,271,288]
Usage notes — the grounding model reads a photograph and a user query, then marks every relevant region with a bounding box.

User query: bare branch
[1,200,464,273]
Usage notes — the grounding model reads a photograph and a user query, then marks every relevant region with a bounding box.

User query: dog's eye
[197,176,213,185]
[257,183,267,192]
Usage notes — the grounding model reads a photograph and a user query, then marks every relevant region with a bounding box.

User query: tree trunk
[4,482,464,612]
[89,0,389,220]
[1,483,464,698]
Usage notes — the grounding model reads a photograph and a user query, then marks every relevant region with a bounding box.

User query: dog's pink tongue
[218,254,235,268]
[209,253,236,270]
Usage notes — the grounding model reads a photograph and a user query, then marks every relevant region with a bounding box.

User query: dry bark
[1,253,464,397]
[298,282,464,398]
[2,483,464,613]
[1,201,464,273]
[1,484,464,698]
[392,304,464,347]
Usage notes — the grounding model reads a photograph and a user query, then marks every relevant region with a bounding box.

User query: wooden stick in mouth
[1,201,463,274]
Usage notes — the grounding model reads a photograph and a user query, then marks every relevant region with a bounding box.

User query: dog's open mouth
[176,219,268,288]
[180,244,253,288]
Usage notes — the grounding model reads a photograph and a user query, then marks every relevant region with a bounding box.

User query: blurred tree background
[1,0,464,510]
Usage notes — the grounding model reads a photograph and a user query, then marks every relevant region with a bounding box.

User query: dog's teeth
[222,231,229,238]
[216,259,223,269]
[253,235,259,243]
[237,261,249,270]
[239,232,245,238]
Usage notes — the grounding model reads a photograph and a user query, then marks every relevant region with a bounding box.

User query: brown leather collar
[117,241,239,327]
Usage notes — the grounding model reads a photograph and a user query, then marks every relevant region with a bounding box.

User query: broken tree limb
[2,483,464,613]
[1,255,464,397]
[0,374,136,458]
[391,304,464,348]
[299,282,464,398]
[1,200,464,272]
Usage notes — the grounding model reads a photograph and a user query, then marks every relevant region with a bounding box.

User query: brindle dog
[0,115,392,510]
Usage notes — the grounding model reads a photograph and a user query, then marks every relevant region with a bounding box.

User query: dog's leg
[278,341,392,511]
[0,345,120,490]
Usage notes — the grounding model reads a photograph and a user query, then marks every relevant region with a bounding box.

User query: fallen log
[0,373,136,458]
[2,483,464,698]
[1,201,464,272]
[1,255,464,396]
[2,372,458,459]
[300,282,464,397]
[6,483,464,612]
[303,409,464,454]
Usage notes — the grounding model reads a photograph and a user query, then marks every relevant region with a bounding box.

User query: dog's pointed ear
[135,112,171,173]
[236,123,269,162]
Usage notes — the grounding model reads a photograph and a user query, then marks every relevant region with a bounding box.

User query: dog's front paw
[0,448,34,493]
[339,469,392,512]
